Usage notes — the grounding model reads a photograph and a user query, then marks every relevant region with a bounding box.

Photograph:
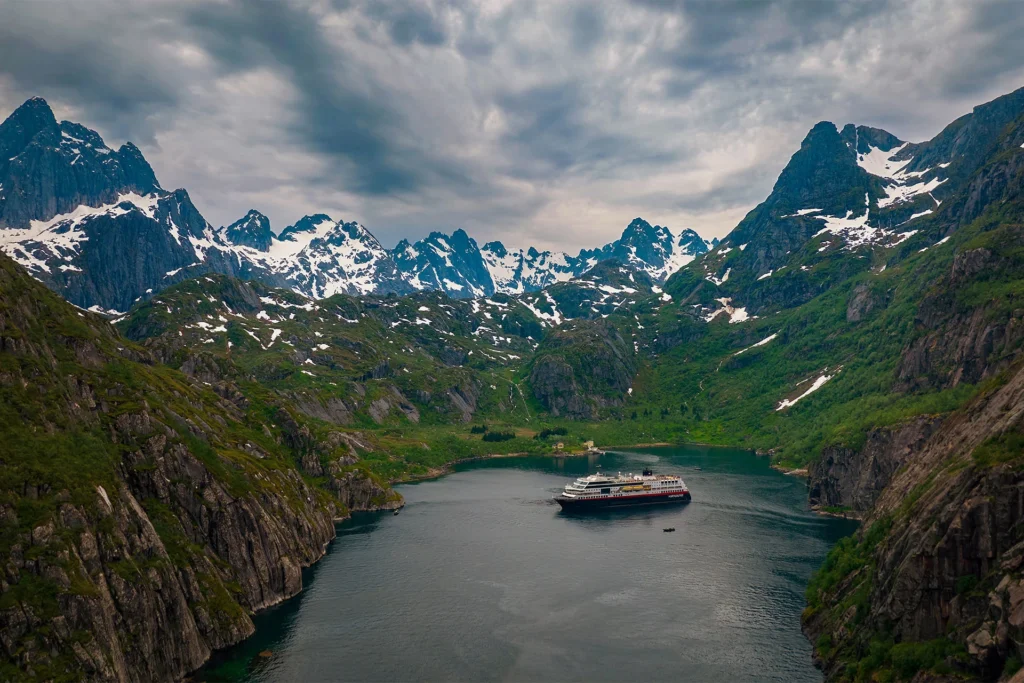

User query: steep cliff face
[897,242,1024,393]
[0,253,399,682]
[808,417,942,514]
[0,98,160,229]
[804,361,1024,681]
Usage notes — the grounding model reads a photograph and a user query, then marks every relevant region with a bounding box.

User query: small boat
[663,527,675,532]
[393,510,400,516]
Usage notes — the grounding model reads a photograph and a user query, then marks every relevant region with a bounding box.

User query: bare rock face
[528,320,635,419]
[0,253,405,682]
[446,382,479,423]
[808,417,942,512]
[275,406,403,514]
[804,360,1024,681]
[846,282,887,323]
[0,98,160,230]
[0,419,338,682]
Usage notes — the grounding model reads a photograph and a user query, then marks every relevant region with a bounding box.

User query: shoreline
[392,440,705,485]
[810,505,864,520]
[772,464,809,477]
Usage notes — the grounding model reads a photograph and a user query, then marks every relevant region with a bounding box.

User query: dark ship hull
[555,490,691,510]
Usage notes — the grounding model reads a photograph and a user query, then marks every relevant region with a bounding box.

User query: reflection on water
[198,446,857,683]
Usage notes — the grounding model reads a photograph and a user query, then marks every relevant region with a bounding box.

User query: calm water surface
[200,446,857,682]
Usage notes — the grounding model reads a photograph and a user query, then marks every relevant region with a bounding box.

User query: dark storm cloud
[940,0,1024,98]
[639,0,898,96]
[0,0,1021,249]
[496,81,677,178]
[0,3,183,144]
[180,0,470,196]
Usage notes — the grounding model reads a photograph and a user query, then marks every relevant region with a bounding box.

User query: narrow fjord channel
[199,446,857,682]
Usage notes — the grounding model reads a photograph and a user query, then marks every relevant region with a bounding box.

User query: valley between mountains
[3,84,1024,682]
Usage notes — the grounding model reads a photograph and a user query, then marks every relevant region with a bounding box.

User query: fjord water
[200,446,857,682]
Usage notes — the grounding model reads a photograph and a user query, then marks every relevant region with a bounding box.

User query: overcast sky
[1,0,1022,252]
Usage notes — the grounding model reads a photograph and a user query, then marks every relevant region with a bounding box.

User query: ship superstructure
[555,468,690,509]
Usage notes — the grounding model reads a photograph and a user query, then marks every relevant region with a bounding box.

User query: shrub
[889,638,964,679]
[955,574,979,595]
[470,425,488,434]
[482,431,515,443]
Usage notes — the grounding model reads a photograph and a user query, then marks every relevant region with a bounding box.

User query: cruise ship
[555,468,691,510]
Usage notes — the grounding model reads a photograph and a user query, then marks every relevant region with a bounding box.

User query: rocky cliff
[528,318,636,419]
[0,252,400,682]
[804,359,1024,681]
[808,417,942,515]
[0,97,160,229]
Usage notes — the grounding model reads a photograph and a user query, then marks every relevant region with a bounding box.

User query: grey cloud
[938,0,1024,98]
[567,5,605,54]
[496,80,678,180]
[362,0,449,46]
[181,0,468,196]
[0,2,184,145]
[0,0,1021,250]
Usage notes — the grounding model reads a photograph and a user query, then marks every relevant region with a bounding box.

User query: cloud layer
[1,0,1022,251]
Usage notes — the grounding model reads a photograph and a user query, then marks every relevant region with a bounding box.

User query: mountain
[666,85,1024,320]
[388,218,710,299]
[0,250,404,681]
[579,217,712,281]
[0,97,160,229]
[391,229,493,297]
[0,97,711,311]
[226,213,413,298]
[221,209,273,251]
[5,83,1024,682]
[0,98,417,311]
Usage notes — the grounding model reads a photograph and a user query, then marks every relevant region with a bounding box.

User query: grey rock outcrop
[0,98,160,229]
[808,416,942,513]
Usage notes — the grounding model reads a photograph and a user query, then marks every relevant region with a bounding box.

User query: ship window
[601,488,611,494]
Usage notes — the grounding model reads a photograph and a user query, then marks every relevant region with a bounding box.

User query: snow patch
[706,268,731,286]
[735,333,778,356]
[776,372,836,411]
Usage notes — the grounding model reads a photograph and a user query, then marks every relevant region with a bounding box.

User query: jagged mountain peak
[390,227,491,298]
[0,97,59,167]
[575,217,707,282]
[222,209,273,251]
[481,240,507,257]
[620,217,671,243]
[5,96,57,132]
[281,213,335,239]
[840,123,904,154]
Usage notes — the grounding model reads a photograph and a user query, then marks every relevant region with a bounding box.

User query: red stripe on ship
[566,491,689,501]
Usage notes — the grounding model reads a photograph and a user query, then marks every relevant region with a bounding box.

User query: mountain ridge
[0,97,711,310]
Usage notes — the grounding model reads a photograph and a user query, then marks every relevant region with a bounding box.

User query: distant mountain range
[0,97,713,311]
[3,86,1023,322]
